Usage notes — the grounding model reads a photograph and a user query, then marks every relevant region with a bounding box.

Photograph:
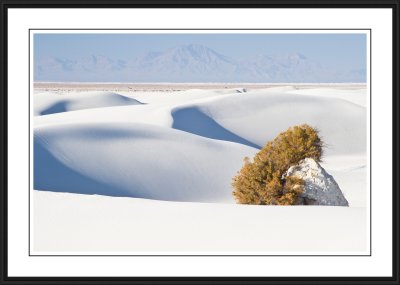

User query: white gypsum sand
[33,191,366,253]
[32,84,368,254]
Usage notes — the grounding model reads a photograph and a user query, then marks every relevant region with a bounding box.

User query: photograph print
[31,31,369,255]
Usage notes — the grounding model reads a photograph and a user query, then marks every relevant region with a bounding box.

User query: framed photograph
[1,1,399,284]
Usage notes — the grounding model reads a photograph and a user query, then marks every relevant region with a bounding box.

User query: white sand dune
[287,87,367,107]
[34,91,143,116]
[35,89,366,155]
[170,91,366,154]
[34,122,257,202]
[32,86,368,253]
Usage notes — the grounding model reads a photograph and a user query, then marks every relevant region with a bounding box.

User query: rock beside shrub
[284,158,349,206]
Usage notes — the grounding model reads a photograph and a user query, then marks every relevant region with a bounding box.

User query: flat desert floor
[32,83,368,254]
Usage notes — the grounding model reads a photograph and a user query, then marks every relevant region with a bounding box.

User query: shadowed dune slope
[34,123,257,202]
[35,91,144,116]
[170,92,366,155]
[172,107,260,149]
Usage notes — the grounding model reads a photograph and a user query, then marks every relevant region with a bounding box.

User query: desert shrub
[232,124,323,205]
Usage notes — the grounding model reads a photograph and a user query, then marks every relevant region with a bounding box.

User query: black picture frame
[1,0,399,284]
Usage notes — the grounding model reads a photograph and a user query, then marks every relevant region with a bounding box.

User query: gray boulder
[284,158,349,206]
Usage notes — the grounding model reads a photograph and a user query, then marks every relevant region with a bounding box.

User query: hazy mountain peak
[162,44,231,63]
[289,52,307,60]
[34,45,366,83]
[171,43,214,52]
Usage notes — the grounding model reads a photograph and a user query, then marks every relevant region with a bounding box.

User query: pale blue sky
[34,33,366,72]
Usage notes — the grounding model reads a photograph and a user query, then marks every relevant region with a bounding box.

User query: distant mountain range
[34,44,366,83]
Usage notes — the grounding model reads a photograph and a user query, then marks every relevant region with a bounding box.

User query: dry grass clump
[232,124,323,205]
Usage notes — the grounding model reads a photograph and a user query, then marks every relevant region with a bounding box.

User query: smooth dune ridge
[34,89,366,155]
[34,91,143,115]
[34,122,257,202]
[33,88,366,200]
[170,91,366,155]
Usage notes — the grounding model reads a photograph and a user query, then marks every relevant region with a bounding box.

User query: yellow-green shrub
[232,124,323,205]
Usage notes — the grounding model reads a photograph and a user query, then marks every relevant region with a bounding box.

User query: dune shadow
[34,136,132,197]
[172,107,260,149]
[40,101,68,115]
[39,95,145,116]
